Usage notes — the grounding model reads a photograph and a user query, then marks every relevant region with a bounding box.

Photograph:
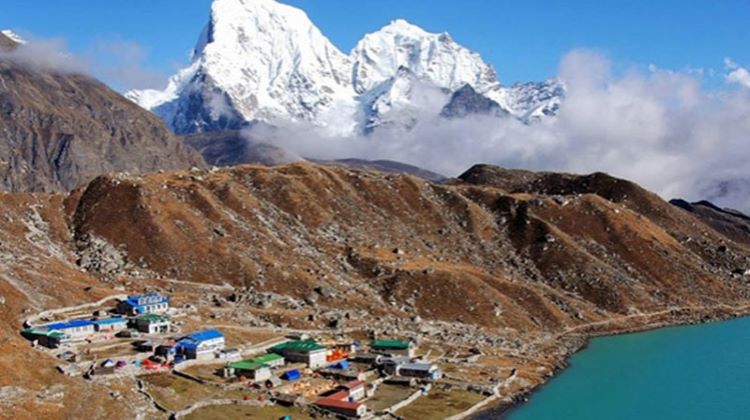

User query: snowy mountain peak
[128,0,563,136]
[129,0,356,134]
[1,29,25,45]
[379,19,430,36]
[351,20,499,94]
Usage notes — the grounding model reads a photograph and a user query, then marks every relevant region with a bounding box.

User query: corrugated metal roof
[271,339,325,354]
[371,339,411,350]
[229,360,266,371]
[23,328,66,338]
[399,363,436,371]
[186,329,223,342]
[253,353,284,364]
[92,317,127,325]
[43,319,94,330]
[124,293,169,306]
[315,395,362,410]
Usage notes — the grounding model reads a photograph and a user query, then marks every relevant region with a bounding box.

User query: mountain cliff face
[0,37,204,193]
[441,84,508,119]
[128,0,564,135]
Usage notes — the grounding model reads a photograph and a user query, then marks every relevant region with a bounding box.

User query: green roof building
[271,339,325,354]
[229,360,265,371]
[134,313,170,334]
[252,353,285,367]
[371,339,415,357]
[270,339,328,368]
[226,360,271,381]
[21,328,69,348]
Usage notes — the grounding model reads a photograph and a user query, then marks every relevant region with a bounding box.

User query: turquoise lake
[492,316,750,420]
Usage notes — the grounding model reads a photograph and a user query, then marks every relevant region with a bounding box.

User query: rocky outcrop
[441,84,508,119]
[0,57,204,193]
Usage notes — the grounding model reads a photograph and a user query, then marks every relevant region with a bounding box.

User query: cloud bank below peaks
[247,49,750,212]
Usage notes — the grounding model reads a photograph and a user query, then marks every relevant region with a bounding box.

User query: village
[19,291,526,419]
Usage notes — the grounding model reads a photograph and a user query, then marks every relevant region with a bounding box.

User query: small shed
[330,360,350,370]
[265,376,282,388]
[282,369,301,381]
[342,380,367,401]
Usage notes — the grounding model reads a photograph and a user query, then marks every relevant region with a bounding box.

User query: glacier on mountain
[127,0,565,135]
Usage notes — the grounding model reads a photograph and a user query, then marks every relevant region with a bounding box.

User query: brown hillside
[72,163,750,323]
[0,58,204,193]
[1,162,750,418]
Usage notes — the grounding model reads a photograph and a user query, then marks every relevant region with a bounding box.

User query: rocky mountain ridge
[0,32,205,193]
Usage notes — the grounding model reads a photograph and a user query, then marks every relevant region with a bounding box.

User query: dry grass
[396,388,485,419]
[184,404,313,420]
[367,383,416,412]
[142,373,250,412]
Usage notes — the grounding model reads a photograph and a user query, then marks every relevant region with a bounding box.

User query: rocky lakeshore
[474,304,750,419]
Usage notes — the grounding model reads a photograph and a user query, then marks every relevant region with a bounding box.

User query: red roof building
[315,388,368,418]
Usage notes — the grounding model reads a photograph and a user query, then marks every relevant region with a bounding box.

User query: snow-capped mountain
[127,0,357,135]
[1,30,25,45]
[359,66,450,132]
[128,0,564,135]
[488,79,565,122]
[351,19,499,94]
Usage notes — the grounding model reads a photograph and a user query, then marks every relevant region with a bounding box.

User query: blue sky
[3,0,749,89]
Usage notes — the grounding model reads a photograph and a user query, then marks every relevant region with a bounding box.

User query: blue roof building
[117,293,169,315]
[176,329,225,360]
[41,319,95,338]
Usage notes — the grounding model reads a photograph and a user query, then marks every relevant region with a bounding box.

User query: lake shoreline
[470,303,750,419]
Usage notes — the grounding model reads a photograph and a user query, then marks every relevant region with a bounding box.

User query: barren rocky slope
[2,162,750,418]
[670,199,750,247]
[71,163,750,321]
[0,33,204,193]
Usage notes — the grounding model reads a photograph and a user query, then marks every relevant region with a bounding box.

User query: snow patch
[1,29,26,44]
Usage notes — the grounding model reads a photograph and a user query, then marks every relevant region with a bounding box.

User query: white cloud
[727,68,750,89]
[0,37,87,74]
[246,50,750,212]
[0,32,166,91]
[724,57,750,89]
